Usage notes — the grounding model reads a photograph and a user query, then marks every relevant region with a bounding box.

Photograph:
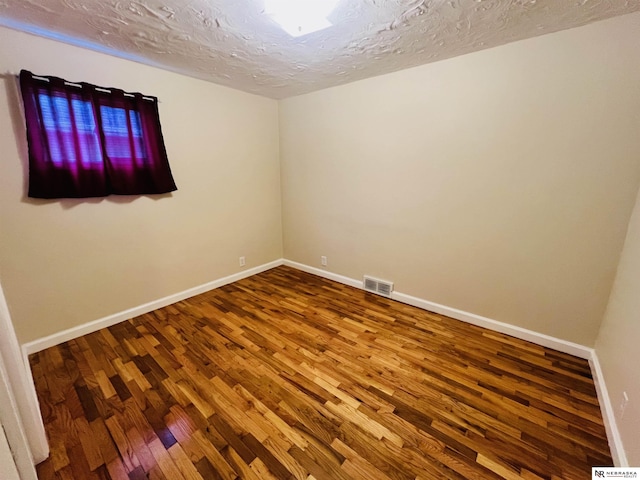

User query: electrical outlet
[321,256,327,267]
[239,256,246,267]
[620,391,629,419]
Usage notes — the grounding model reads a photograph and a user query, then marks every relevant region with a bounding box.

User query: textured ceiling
[0,0,639,99]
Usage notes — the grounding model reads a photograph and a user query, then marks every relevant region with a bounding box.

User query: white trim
[0,349,38,480]
[391,291,591,359]
[0,420,21,480]
[23,260,284,355]
[0,282,48,468]
[20,257,620,467]
[589,351,627,467]
[283,260,362,288]
[25,257,593,360]
[283,260,592,359]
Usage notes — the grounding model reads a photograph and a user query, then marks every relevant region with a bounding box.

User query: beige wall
[279,13,640,346]
[596,185,640,465]
[0,27,283,344]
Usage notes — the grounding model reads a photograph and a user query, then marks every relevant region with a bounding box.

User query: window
[19,70,177,198]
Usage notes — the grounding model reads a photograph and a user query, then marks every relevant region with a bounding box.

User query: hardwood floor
[31,265,611,479]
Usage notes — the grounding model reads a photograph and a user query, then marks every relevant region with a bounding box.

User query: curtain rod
[18,72,157,102]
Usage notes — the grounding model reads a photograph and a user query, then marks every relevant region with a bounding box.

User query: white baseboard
[283,260,362,289]
[283,260,592,359]
[589,352,627,467]
[21,258,621,466]
[392,291,592,359]
[25,257,592,361]
[22,259,284,356]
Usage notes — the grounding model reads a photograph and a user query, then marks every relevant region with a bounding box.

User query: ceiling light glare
[265,0,340,37]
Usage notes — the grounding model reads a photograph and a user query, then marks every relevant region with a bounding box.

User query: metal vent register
[363,276,394,297]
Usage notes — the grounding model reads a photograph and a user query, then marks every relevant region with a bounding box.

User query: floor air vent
[363,276,394,297]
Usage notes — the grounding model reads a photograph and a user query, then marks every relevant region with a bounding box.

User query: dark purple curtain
[19,70,177,198]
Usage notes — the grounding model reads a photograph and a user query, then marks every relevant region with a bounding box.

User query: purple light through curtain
[19,70,177,198]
